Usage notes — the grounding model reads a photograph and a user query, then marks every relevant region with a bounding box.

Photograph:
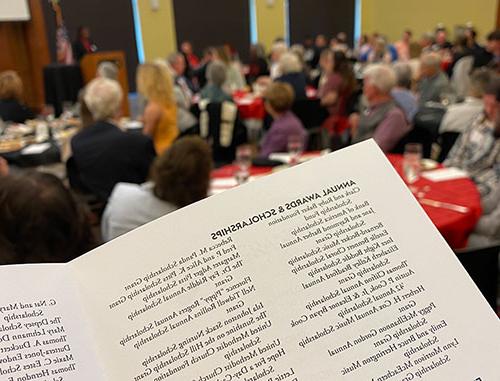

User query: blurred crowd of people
[1,22,500,264]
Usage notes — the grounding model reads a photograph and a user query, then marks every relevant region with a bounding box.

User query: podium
[80,51,130,117]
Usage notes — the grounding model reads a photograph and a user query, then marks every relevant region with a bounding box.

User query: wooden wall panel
[0,0,50,112]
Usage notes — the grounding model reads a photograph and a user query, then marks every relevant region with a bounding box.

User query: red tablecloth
[212,154,482,249]
[386,155,481,249]
[233,87,318,121]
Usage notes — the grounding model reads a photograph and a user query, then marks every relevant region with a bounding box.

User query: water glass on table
[235,145,252,184]
[288,135,304,166]
[403,143,423,184]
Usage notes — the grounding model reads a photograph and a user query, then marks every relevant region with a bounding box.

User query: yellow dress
[153,103,178,154]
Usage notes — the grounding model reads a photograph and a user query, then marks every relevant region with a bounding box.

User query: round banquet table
[211,154,482,249]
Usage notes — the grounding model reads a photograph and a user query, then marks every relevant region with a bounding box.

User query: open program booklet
[1,140,499,381]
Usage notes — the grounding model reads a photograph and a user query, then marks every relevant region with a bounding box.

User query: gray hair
[364,64,396,94]
[279,52,302,74]
[83,78,122,121]
[393,62,413,89]
[167,52,184,66]
[469,69,494,98]
[96,61,119,81]
[206,61,227,87]
[420,52,441,70]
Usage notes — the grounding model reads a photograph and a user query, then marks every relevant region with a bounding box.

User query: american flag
[50,0,74,64]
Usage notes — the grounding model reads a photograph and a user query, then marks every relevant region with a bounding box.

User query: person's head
[486,30,500,56]
[206,60,227,88]
[137,62,175,106]
[319,49,334,73]
[264,82,295,116]
[83,77,123,121]
[374,37,387,55]
[435,27,448,45]
[0,71,23,102]
[315,34,327,48]
[96,61,119,81]
[402,29,412,42]
[270,41,287,63]
[202,47,216,62]
[78,26,90,40]
[180,41,193,55]
[468,69,493,98]
[420,32,434,48]
[393,62,413,89]
[214,46,231,65]
[420,52,442,78]
[278,52,302,75]
[337,32,347,44]
[0,172,94,264]
[483,79,500,122]
[167,52,186,76]
[363,64,396,102]
[152,136,212,208]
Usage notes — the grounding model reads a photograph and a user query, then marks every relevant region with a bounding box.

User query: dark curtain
[288,0,356,47]
[41,1,139,91]
[173,0,250,62]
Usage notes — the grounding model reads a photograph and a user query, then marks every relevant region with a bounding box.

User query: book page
[0,264,105,381]
[69,140,500,380]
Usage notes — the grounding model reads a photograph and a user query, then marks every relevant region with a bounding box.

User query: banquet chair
[437,131,461,163]
[291,99,329,151]
[198,101,248,166]
[454,244,500,312]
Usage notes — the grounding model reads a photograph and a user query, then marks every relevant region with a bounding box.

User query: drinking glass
[288,134,304,166]
[235,145,252,184]
[403,143,423,184]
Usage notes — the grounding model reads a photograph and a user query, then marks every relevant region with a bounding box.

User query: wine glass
[288,135,304,166]
[403,143,423,184]
[235,145,252,184]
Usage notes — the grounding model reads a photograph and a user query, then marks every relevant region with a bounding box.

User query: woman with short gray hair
[275,52,307,100]
[200,61,233,103]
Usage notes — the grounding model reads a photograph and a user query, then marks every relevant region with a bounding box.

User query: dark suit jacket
[0,99,35,123]
[70,121,156,201]
[275,72,308,100]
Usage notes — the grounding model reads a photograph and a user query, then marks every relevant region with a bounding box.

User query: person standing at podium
[73,26,97,61]
[137,62,178,154]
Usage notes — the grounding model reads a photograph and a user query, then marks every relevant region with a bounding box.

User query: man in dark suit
[70,78,156,201]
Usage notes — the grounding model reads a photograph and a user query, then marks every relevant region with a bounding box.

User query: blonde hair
[137,62,175,106]
[83,78,123,121]
[0,71,23,101]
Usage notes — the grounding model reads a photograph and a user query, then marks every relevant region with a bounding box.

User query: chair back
[455,244,499,312]
[198,101,248,165]
[451,56,474,99]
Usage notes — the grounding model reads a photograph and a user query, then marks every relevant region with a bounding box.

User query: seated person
[70,78,156,201]
[318,50,356,119]
[0,172,95,264]
[200,61,233,103]
[0,71,35,123]
[468,182,500,247]
[417,52,451,106]
[102,137,212,241]
[275,53,307,100]
[444,81,500,197]
[439,69,492,134]
[137,62,178,154]
[351,64,410,152]
[96,61,119,81]
[391,62,418,123]
[260,82,307,158]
